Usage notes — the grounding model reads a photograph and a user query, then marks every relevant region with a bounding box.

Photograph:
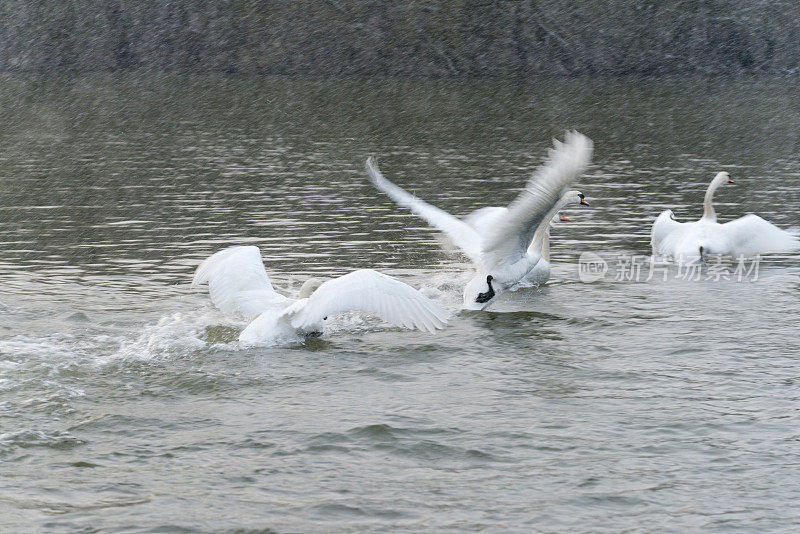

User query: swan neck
[530,221,549,251]
[298,278,323,298]
[540,232,551,262]
[532,194,570,252]
[702,176,723,221]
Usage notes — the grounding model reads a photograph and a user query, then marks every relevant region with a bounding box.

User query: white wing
[481,131,593,265]
[463,206,508,235]
[285,269,449,334]
[722,214,800,256]
[365,157,483,262]
[651,209,682,253]
[192,246,290,316]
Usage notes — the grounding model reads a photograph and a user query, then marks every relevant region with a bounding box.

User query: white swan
[461,205,578,289]
[192,246,448,344]
[651,171,799,261]
[366,131,593,310]
[517,210,574,288]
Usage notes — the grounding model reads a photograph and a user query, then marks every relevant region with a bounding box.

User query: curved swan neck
[298,278,324,298]
[530,215,553,252]
[702,173,727,221]
[540,232,551,261]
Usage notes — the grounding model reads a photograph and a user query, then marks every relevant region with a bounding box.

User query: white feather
[651,172,800,260]
[191,246,289,316]
[366,131,593,309]
[480,130,593,267]
[285,269,449,334]
[193,248,449,344]
[365,156,483,262]
[651,210,681,254]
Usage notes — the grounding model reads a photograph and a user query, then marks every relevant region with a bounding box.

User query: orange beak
[728,177,735,184]
[559,213,571,221]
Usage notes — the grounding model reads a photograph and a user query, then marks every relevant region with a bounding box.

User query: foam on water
[108,312,209,362]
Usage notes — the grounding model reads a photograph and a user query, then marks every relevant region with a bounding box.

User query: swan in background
[192,246,448,344]
[519,210,574,288]
[366,130,593,310]
[651,171,799,261]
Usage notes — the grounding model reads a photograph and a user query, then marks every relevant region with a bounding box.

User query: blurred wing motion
[192,246,289,316]
[284,269,449,333]
[365,156,483,262]
[463,206,508,235]
[480,131,593,265]
[721,214,800,256]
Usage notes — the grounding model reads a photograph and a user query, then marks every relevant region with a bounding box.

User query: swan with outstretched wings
[366,131,593,309]
[651,172,799,261]
[193,246,448,344]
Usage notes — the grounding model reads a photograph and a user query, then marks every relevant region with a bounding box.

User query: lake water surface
[1,75,800,532]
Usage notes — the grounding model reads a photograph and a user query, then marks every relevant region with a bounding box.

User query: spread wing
[284,269,449,334]
[192,246,290,316]
[463,206,508,235]
[365,157,483,262]
[480,131,593,266]
[722,214,800,256]
[651,209,682,253]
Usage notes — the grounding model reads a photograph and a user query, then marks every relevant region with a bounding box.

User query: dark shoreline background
[2,1,799,76]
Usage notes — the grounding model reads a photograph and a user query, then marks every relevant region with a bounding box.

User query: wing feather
[651,209,682,254]
[722,214,800,256]
[481,131,593,264]
[287,269,448,333]
[192,246,289,316]
[365,157,483,262]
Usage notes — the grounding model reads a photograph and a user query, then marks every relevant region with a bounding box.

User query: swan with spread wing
[192,246,448,344]
[651,171,799,261]
[366,131,593,310]
[464,208,575,289]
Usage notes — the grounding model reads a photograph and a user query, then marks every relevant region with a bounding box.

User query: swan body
[651,172,799,261]
[366,131,593,310]
[516,210,573,288]
[192,246,448,344]
[463,209,569,289]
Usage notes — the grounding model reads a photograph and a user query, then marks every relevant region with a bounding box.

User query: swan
[517,210,574,288]
[651,171,799,261]
[365,131,593,310]
[461,205,578,289]
[192,246,448,344]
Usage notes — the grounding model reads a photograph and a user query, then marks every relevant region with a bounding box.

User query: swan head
[298,277,325,299]
[560,190,589,207]
[714,171,735,185]
[462,273,501,310]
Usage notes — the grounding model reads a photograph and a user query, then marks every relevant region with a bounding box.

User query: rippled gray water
[2,76,800,532]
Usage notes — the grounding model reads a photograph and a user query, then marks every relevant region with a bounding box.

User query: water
[1,75,800,532]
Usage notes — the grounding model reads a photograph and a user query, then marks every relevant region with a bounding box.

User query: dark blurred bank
[2,1,799,76]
